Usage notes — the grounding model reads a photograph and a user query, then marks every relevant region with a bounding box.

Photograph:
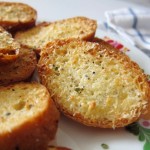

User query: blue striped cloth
[104,8,150,57]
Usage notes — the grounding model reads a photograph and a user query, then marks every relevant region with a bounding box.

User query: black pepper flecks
[5,112,11,116]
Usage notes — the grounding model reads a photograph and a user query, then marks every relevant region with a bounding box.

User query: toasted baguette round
[0,26,20,63]
[0,2,37,33]
[38,39,150,128]
[15,17,97,54]
[0,82,60,150]
[0,46,37,86]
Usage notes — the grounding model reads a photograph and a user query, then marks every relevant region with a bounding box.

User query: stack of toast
[0,1,150,150]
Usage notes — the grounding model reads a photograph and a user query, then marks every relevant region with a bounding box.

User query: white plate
[1,0,150,150]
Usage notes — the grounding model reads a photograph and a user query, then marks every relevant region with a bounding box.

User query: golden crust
[15,17,97,54]
[141,82,150,120]
[38,39,150,128]
[0,2,37,33]
[0,46,37,86]
[0,82,60,150]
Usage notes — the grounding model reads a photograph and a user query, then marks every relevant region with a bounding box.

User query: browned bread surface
[0,2,37,33]
[0,82,60,150]
[15,17,97,53]
[38,39,150,128]
[0,26,20,63]
[0,46,37,85]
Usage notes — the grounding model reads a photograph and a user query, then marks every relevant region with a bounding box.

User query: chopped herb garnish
[101,143,109,149]
[53,65,59,71]
[5,112,11,116]
[75,88,83,93]
[54,66,58,71]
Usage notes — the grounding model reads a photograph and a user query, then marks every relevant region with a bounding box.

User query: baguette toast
[0,26,20,63]
[0,46,37,85]
[38,39,150,128]
[15,17,97,54]
[0,2,37,33]
[0,82,60,150]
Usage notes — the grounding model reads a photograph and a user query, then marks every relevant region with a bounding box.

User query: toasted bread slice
[0,82,60,150]
[0,2,37,33]
[0,46,37,85]
[0,26,20,63]
[47,146,71,150]
[15,17,97,54]
[38,39,150,128]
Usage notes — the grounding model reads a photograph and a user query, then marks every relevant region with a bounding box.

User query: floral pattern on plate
[126,120,150,150]
[103,36,130,53]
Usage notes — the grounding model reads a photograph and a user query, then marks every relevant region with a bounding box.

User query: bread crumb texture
[0,83,60,150]
[38,39,150,128]
[15,17,97,51]
[0,2,36,22]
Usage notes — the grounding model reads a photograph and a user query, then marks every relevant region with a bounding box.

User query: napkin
[105,8,150,56]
